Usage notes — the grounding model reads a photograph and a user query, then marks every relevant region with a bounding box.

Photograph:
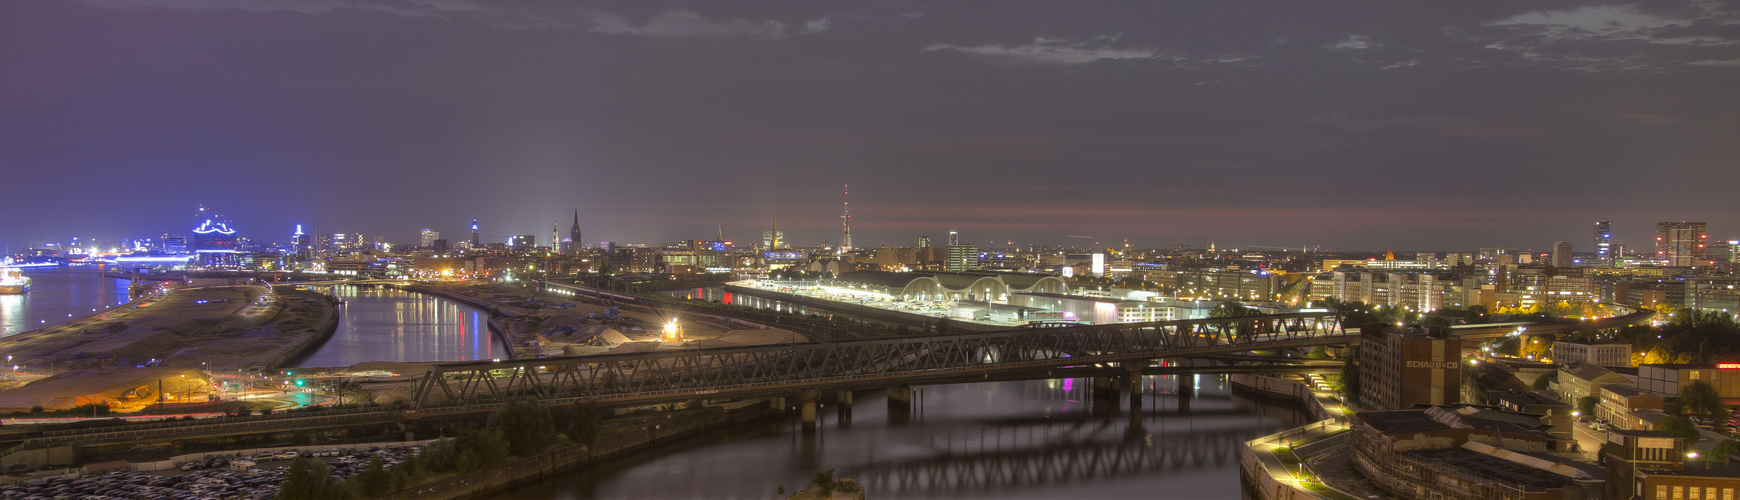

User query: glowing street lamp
[663,319,684,342]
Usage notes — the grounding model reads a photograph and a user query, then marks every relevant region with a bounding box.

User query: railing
[412,312,1349,409]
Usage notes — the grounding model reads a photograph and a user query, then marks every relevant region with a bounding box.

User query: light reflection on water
[0,267,130,337]
[495,374,1303,499]
[665,287,835,319]
[294,285,509,368]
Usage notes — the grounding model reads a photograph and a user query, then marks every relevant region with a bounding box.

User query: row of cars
[0,445,422,500]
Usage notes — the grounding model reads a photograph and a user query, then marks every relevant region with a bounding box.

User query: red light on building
[1718,363,1740,369]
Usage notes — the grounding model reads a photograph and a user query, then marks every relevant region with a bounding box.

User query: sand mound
[0,367,211,412]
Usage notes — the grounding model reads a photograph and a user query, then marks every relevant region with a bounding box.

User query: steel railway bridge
[408,312,1350,418]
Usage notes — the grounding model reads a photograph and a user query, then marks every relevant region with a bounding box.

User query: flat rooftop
[1406,447,1585,492]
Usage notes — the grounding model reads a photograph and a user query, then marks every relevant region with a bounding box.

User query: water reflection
[0,267,130,337]
[665,287,835,319]
[294,286,508,368]
[498,374,1299,499]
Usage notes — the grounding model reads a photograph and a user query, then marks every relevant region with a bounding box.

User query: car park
[0,445,422,500]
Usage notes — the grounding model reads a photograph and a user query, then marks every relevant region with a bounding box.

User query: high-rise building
[192,219,239,252]
[551,220,559,251]
[948,231,960,246]
[1593,220,1612,265]
[1655,221,1708,266]
[839,184,852,254]
[918,236,932,248]
[291,225,308,255]
[568,210,582,255]
[420,229,439,248]
[947,244,979,272]
[1357,324,1461,411]
[1551,241,1573,267]
[470,219,480,247]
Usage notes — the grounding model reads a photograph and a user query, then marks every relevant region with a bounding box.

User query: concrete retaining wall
[1229,373,1340,423]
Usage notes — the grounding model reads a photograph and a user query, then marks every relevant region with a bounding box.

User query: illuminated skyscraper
[1592,220,1612,265]
[192,219,239,252]
[420,229,439,248]
[470,219,480,247]
[1655,221,1708,266]
[839,185,852,254]
[948,231,959,246]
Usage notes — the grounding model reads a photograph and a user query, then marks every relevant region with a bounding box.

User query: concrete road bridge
[1449,305,1656,340]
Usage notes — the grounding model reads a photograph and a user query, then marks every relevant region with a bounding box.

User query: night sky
[3,1,1737,253]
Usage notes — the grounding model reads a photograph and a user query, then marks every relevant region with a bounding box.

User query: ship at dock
[0,259,31,294]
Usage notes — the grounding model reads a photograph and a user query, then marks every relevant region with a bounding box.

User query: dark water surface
[664,287,837,319]
[0,266,130,338]
[493,374,1303,499]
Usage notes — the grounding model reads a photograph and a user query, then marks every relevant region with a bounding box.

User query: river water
[294,285,508,368]
[0,266,131,338]
[665,287,836,319]
[493,374,1304,499]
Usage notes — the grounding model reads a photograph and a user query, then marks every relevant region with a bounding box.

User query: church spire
[568,209,582,255]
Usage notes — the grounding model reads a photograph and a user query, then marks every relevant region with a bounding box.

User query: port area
[0,285,339,413]
[408,282,804,358]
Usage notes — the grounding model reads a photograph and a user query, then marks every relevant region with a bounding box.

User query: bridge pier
[887,385,913,425]
[1178,376,1195,413]
[769,396,786,413]
[837,390,853,405]
[887,386,912,409]
[799,389,819,431]
[1092,376,1124,416]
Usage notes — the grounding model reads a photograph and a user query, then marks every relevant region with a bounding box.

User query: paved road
[1572,421,1607,461]
[1297,434,1394,499]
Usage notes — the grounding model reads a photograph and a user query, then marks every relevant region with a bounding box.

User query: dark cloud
[1,0,1736,252]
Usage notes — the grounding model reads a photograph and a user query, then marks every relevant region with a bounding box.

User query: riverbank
[0,285,341,411]
[383,403,773,500]
[1232,374,1357,500]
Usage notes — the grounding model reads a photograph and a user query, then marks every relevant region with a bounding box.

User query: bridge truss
[411,312,1347,410]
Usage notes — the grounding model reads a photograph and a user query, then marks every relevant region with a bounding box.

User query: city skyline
[3,1,1738,250]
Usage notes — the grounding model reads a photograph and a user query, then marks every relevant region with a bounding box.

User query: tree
[1338,346,1360,400]
[349,456,397,498]
[810,469,839,497]
[1659,415,1702,442]
[488,398,556,456]
[1680,380,1730,423]
[935,318,952,335]
[1712,439,1740,465]
[1208,301,1256,319]
[279,456,351,500]
[1578,396,1599,418]
[570,401,602,449]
